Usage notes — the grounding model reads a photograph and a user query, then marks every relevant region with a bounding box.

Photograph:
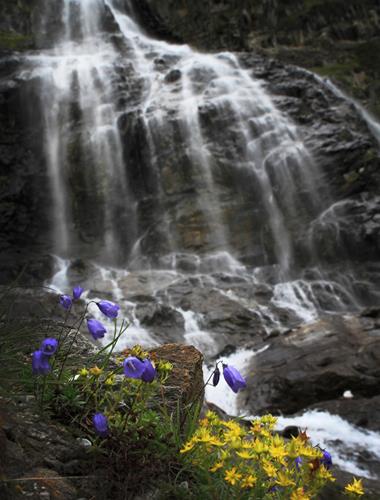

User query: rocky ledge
[0,343,203,500]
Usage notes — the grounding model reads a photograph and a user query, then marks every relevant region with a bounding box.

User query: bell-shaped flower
[141,359,156,383]
[295,457,303,470]
[92,412,109,438]
[97,300,120,319]
[321,450,332,469]
[32,350,51,375]
[212,366,220,387]
[59,294,72,310]
[73,285,84,300]
[87,318,107,340]
[123,356,146,379]
[40,338,59,356]
[223,364,247,393]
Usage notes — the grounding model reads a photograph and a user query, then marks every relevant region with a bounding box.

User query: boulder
[150,343,204,418]
[243,315,380,416]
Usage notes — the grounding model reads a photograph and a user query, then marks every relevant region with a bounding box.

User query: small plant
[179,412,365,499]
[26,285,365,498]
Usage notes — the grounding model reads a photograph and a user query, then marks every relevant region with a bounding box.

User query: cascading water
[21,0,328,273]
[26,0,380,337]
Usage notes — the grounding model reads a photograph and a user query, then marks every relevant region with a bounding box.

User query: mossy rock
[0,31,33,51]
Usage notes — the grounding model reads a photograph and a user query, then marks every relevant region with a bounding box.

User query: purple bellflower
[32,350,51,375]
[321,450,332,469]
[141,359,156,383]
[223,364,247,393]
[295,456,303,470]
[40,338,59,356]
[73,285,84,300]
[97,300,120,319]
[92,413,109,438]
[123,356,146,379]
[212,366,220,387]
[87,318,107,340]
[59,294,72,310]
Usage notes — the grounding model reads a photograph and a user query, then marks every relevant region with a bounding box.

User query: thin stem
[121,380,142,434]
[179,361,222,430]
[56,302,95,381]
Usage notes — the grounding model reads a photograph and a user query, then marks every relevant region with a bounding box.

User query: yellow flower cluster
[345,478,365,496]
[180,411,360,499]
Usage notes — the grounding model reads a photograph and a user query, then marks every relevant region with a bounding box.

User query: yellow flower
[196,428,213,444]
[210,461,224,472]
[260,428,271,439]
[78,368,89,377]
[290,487,311,500]
[271,434,284,447]
[269,445,287,461]
[251,439,267,454]
[199,418,209,427]
[241,474,257,488]
[317,465,336,483]
[260,414,278,428]
[250,421,262,434]
[275,472,296,487]
[344,478,364,496]
[180,440,195,453]
[105,375,115,386]
[262,459,277,478]
[224,467,242,486]
[224,426,244,441]
[229,437,242,449]
[301,445,322,459]
[158,360,173,372]
[209,438,225,447]
[287,438,302,458]
[205,410,219,422]
[89,366,103,376]
[237,450,254,459]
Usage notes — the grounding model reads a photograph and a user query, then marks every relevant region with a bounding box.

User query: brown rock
[151,344,204,419]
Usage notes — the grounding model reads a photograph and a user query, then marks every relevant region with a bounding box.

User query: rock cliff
[134,0,380,116]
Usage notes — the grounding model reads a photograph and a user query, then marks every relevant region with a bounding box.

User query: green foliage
[0,31,33,50]
[178,412,363,499]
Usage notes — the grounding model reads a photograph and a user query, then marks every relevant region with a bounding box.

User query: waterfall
[18,0,380,335]
[20,0,328,274]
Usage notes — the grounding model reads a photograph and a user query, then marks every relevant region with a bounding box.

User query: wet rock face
[130,0,253,51]
[120,51,380,268]
[133,0,380,115]
[0,59,52,283]
[243,314,380,416]
[1,2,380,276]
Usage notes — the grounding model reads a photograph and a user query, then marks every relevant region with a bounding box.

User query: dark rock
[135,300,185,343]
[164,68,181,83]
[307,395,380,431]
[243,315,380,416]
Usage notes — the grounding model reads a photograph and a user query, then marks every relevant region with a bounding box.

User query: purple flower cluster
[212,363,247,393]
[321,450,333,469]
[87,318,107,340]
[32,337,59,375]
[123,356,156,383]
[92,413,109,438]
[59,285,84,310]
[96,300,120,319]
